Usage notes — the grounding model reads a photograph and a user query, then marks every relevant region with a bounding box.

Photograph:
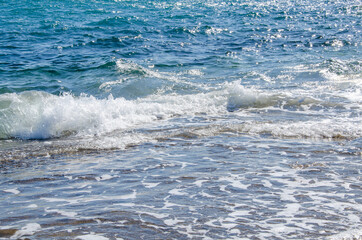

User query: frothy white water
[328,228,362,240]
[0,90,225,140]
[11,223,41,239]
[0,81,270,140]
[0,78,360,145]
[227,118,362,140]
[99,59,207,95]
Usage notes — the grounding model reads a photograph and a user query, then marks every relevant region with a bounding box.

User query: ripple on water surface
[0,133,361,239]
[0,0,361,239]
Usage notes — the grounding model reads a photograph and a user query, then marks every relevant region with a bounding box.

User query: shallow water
[1,135,361,239]
[0,0,361,239]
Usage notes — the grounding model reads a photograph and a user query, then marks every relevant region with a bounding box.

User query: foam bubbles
[226,82,276,111]
[0,87,225,140]
[76,234,109,240]
[4,189,20,195]
[0,73,360,150]
[328,229,362,240]
[11,223,41,239]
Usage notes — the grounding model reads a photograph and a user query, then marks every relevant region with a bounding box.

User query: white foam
[219,175,249,189]
[95,174,114,181]
[194,180,207,187]
[138,211,169,219]
[4,188,20,194]
[41,197,79,204]
[45,208,77,218]
[113,203,135,207]
[226,82,273,110]
[228,209,250,218]
[163,218,183,226]
[11,223,41,239]
[143,182,160,188]
[276,203,301,217]
[113,59,185,85]
[0,89,225,140]
[27,204,38,208]
[76,234,109,240]
[234,118,362,140]
[117,190,137,200]
[169,188,188,196]
[200,191,213,198]
[328,229,362,240]
[0,75,360,145]
[0,80,276,142]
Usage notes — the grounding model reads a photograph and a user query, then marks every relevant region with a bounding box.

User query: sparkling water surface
[0,0,361,239]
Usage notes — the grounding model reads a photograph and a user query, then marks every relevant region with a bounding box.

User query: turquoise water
[0,0,361,239]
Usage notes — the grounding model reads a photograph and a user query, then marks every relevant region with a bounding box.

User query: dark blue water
[0,0,361,239]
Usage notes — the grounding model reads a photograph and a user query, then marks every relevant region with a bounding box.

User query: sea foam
[0,80,360,143]
[0,90,225,140]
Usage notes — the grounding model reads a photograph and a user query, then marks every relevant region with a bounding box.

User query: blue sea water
[0,0,361,239]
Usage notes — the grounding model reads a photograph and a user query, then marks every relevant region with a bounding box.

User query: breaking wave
[0,79,360,143]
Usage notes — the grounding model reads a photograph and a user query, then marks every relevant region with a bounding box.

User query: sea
[0,0,361,239]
